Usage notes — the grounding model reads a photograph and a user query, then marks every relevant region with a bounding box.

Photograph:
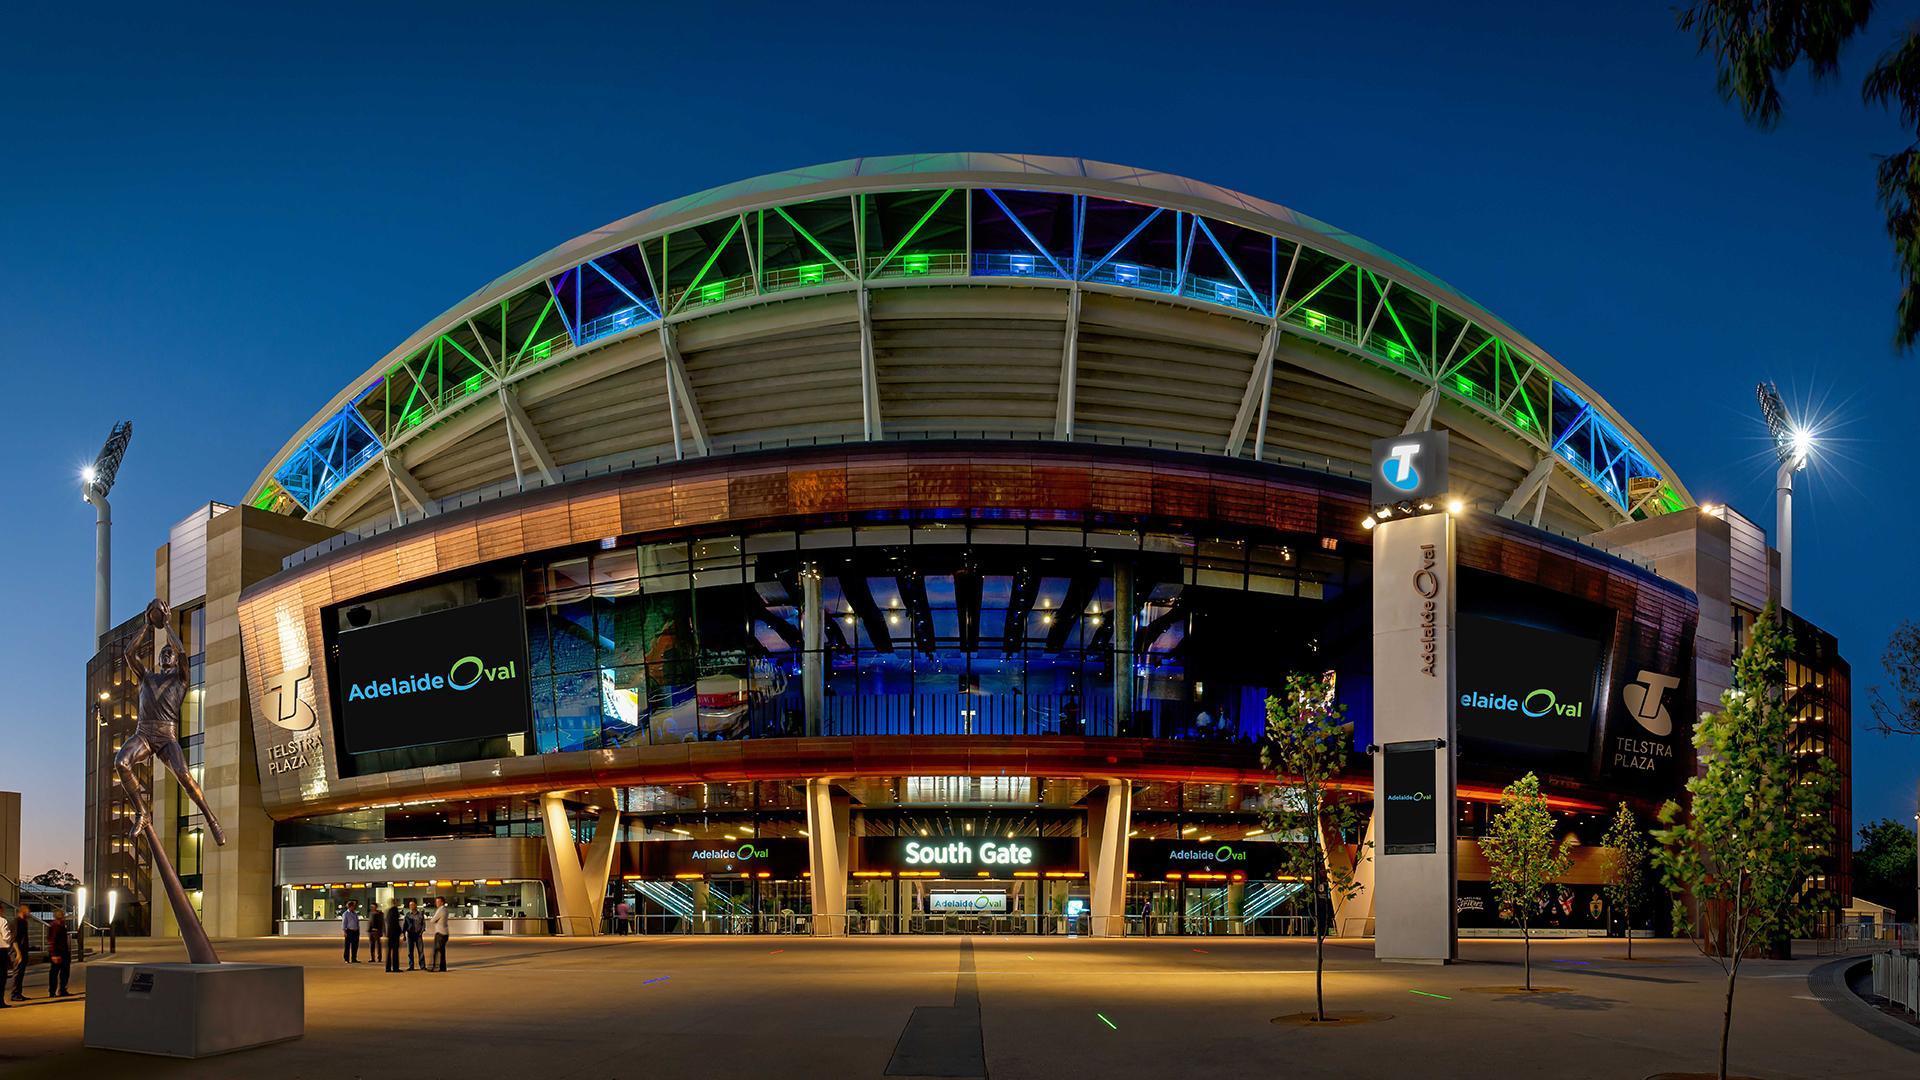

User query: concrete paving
[0,935,1911,1078]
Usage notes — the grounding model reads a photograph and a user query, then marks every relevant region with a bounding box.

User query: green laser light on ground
[1097,1013,1117,1030]
[1408,990,1451,1000]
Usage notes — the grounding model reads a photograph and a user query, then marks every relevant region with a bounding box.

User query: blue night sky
[2,2,1916,875]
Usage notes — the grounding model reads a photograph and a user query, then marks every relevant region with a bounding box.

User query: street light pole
[80,420,132,644]
[1756,383,1811,613]
[80,421,131,937]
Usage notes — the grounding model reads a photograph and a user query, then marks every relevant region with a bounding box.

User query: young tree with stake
[1260,672,1368,1023]
[1600,802,1649,959]
[1654,606,1836,1080]
[1479,772,1571,991]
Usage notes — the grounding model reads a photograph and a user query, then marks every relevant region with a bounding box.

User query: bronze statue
[117,599,225,844]
[117,598,224,963]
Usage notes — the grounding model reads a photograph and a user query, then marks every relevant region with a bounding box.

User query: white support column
[804,779,850,936]
[579,791,621,935]
[857,289,882,440]
[1497,455,1556,520]
[499,388,557,484]
[1399,386,1438,435]
[1224,323,1279,456]
[1085,780,1132,937]
[660,326,710,456]
[1329,812,1376,938]
[1053,287,1082,441]
[1370,510,1458,964]
[384,455,432,517]
[540,792,596,936]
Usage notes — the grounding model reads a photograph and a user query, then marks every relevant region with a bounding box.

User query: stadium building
[82,155,1850,947]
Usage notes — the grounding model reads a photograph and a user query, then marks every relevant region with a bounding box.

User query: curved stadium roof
[251,153,1690,537]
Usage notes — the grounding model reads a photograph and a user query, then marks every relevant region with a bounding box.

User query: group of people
[340,898,450,972]
[0,899,74,1005]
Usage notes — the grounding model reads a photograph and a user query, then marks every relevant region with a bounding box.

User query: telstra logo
[262,664,316,732]
[1620,670,1681,737]
[1381,442,1423,492]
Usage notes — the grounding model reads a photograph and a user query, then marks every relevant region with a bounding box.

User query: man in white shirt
[341,900,361,963]
[426,897,451,972]
[0,899,15,1008]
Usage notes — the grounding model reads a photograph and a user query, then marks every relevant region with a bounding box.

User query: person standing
[8,903,29,1001]
[367,901,384,965]
[615,898,632,934]
[403,899,424,971]
[427,897,450,972]
[0,899,15,1008]
[384,900,403,973]
[341,900,360,963]
[45,911,71,998]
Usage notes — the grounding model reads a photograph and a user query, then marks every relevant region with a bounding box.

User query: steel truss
[263,181,1682,525]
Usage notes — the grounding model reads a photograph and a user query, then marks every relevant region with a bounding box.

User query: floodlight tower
[1756,383,1810,613]
[81,421,133,643]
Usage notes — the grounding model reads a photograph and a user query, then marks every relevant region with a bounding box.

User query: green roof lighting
[1455,374,1478,397]
[700,281,727,304]
[533,341,552,360]
[1304,309,1327,331]
[1384,341,1405,361]
[903,252,930,275]
[460,372,485,396]
[1514,412,1532,431]
[798,263,824,286]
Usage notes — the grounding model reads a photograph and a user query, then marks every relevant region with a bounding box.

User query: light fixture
[1757,381,1815,611]
[1361,516,1376,530]
[1446,499,1464,515]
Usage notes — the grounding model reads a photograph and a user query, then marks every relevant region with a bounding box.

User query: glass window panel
[638,542,690,578]
[800,528,854,550]
[548,599,597,673]
[551,670,600,752]
[549,558,591,602]
[1028,528,1084,548]
[592,549,638,585]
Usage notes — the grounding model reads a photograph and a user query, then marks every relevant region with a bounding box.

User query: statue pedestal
[84,963,304,1057]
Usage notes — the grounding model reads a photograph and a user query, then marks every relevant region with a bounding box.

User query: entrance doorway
[845,877,1088,934]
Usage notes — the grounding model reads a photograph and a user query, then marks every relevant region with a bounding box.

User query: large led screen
[335,597,532,754]
[1456,614,1603,754]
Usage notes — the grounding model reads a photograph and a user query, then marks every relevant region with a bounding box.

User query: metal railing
[1871,949,1920,1015]
[599,911,1314,937]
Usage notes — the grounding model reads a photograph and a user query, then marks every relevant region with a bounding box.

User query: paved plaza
[0,935,1913,1078]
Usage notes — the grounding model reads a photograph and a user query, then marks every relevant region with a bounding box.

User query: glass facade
[522,524,1359,754]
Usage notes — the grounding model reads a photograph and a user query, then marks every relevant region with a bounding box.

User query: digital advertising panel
[1381,744,1439,855]
[1455,614,1603,755]
[333,597,532,754]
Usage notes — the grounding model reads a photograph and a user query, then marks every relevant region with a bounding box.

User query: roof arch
[251,153,1690,533]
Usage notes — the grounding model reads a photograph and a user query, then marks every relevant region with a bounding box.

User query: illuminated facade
[98,156,1845,939]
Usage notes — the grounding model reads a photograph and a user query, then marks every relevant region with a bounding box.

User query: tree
[1869,619,1920,736]
[1260,671,1368,1023]
[1680,2,1920,348]
[28,868,78,891]
[1600,802,1650,959]
[1654,605,1836,1080]
[1479,772,1572,991]
[1853,818,1919,921]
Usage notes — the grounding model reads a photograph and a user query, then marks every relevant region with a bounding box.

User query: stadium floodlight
[81,420,133,642]
[1755,383,1810,613]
